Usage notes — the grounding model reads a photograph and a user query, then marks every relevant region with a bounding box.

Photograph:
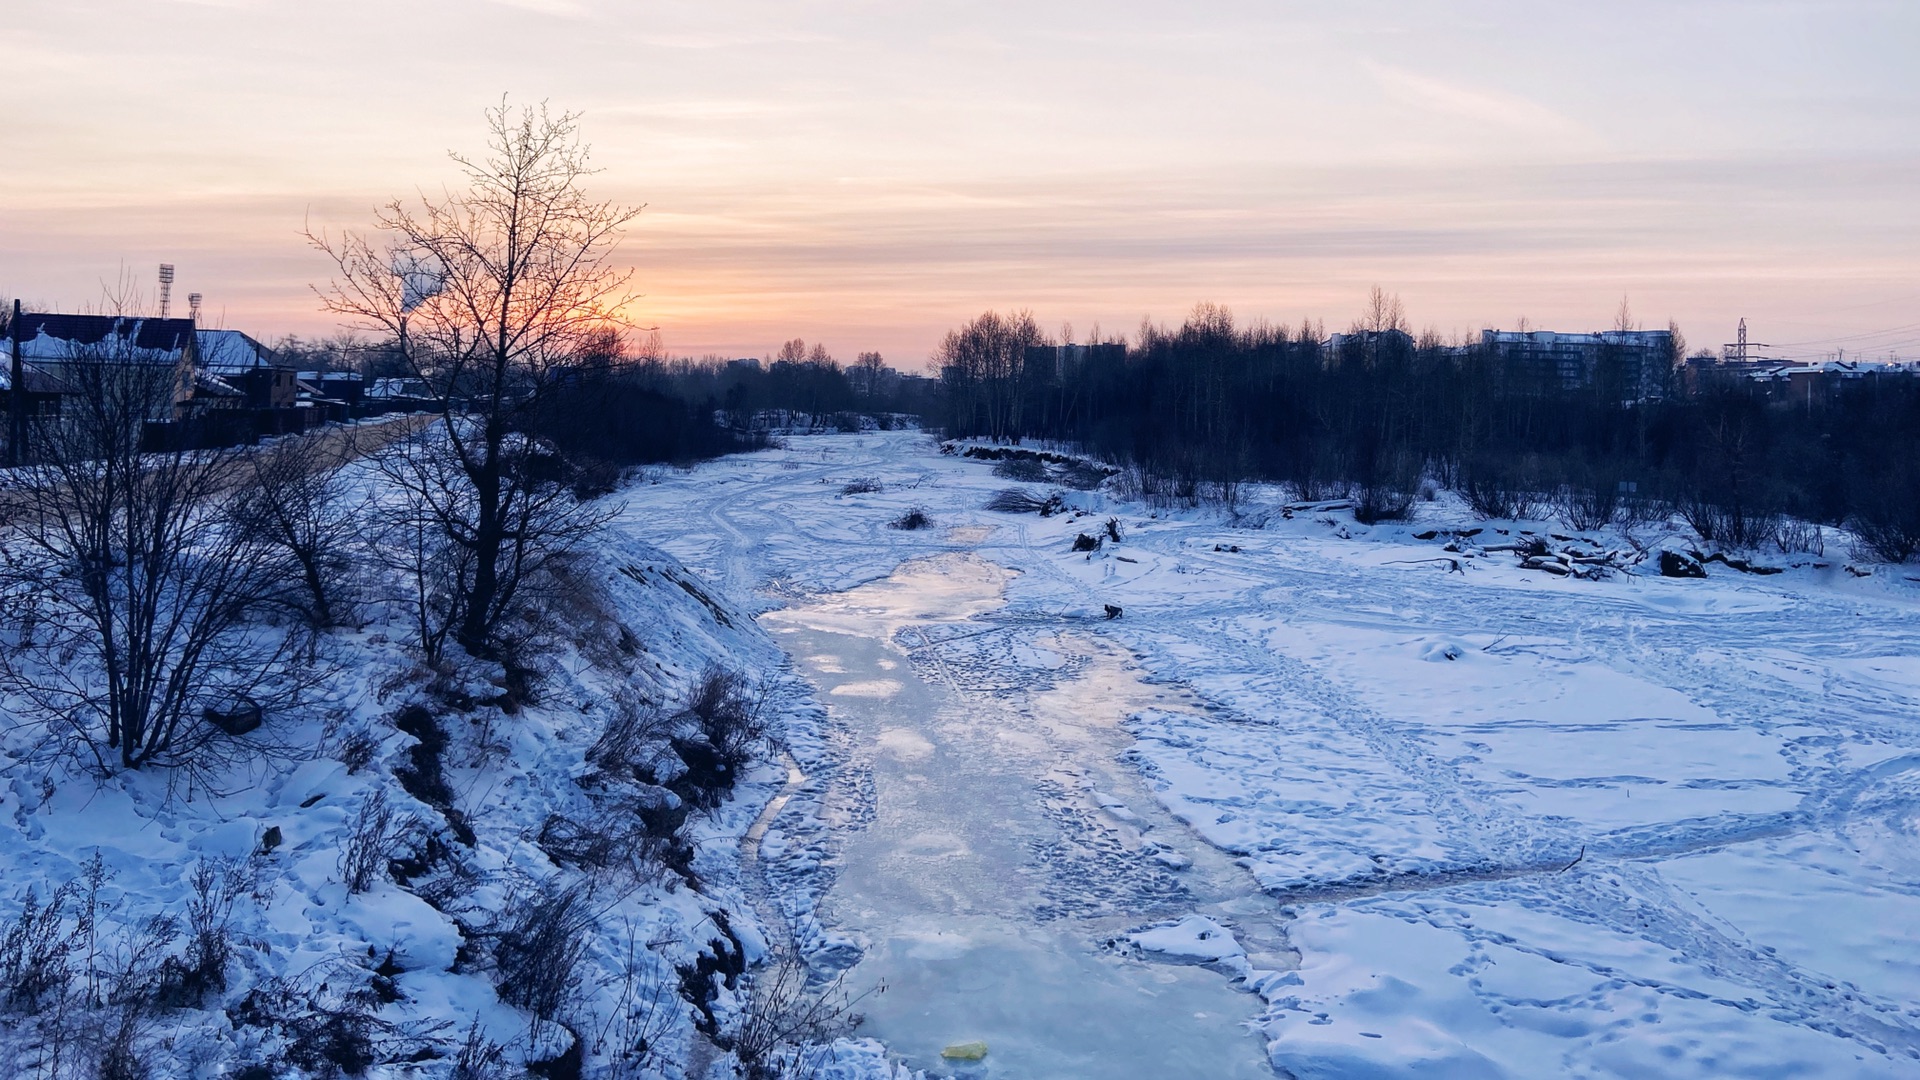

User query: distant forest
[931,302,1920,562]
[265,330,938,489]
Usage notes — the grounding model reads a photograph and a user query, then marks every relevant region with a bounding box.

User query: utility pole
[9,299,24,465]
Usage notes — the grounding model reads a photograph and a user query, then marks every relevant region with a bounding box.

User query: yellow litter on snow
[941,1041,989,1061]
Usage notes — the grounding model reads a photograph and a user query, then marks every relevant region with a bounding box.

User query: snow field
[620,430,1920,1078]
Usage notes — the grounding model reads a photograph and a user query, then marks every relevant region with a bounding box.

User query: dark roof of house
[14,313,198,361]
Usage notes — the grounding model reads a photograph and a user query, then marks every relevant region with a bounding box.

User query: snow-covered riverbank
[622,429,1920,1079]
[0,452,875,1079]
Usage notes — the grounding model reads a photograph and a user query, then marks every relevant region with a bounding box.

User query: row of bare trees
[934,301,1920,555]
[936,309,1046,442]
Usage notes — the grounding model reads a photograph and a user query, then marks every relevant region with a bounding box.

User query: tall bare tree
[311,100,638,656]
[1614,295,1639,332]
[852,351,886,400]
[1357,285,1408,334]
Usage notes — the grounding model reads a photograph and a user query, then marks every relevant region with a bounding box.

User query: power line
[1767,320,1920,349]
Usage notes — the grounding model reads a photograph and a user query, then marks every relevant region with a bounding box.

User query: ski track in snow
[620,431,1920,1079]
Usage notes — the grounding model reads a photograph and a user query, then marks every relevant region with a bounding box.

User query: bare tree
[773,338,807,366]
[367,420,603,661]
[1613,296,1639,332]
[852,351,886,401]
[936,309,1043,442]
[0,340,301,773]
[311,100,637,656]
[228,430,363,630]
[1358,285,1408,334]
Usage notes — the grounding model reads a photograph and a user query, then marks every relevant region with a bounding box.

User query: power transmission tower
[1722,318,1771,363]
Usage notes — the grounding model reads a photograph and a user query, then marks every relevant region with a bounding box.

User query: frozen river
[764,555,1283,1078]
[621,430,1920,1079]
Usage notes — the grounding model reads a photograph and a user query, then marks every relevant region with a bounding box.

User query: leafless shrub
[838,478,882,495]
[92,913,183,1080]
[731,951,876,1080]
[537,797,679,885]
[230,431,364,630]
[1,855,267,1077]
[1347,449,1419,525]
[1555,483,1619,531]
[886,508,932,531]
[1111,464,1155,504]
[1287,469,1348,505]
[1354,489,1412,524]
[154,857,255,1007]
[0,854,110,1076]
[0,881,77,1013]
[587,689,672,781]
[680,666,773,801]
[1847,460,1920,563]
[491,880,595,1047]
[1462,465,1545,521]
[451,1020,510,1080]
[1851,516,1920,564]
[593,918,677,1078]
[231,958,427,1079]
[573,689,696,882]
[537,552,641,671]
[1059,461,1114,490]
[191,859,254,982]
[338,789,418,895]
[1774,518,1825,556]
[1678,494,1778,551]
[334,726,382,774]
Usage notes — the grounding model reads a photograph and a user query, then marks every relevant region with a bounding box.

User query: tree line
[934,301,1920,561]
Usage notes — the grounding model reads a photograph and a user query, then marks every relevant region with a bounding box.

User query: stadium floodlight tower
[158,263,176,319]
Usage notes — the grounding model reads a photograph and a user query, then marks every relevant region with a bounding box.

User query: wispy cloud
[1364,62,1600,151]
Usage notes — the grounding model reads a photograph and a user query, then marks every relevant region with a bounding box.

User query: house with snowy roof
[8,313,202,420]
[197,328,297,409]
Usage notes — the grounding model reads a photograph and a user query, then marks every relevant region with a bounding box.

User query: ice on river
[620,430,1920,1079]
[766,558,1280,1077]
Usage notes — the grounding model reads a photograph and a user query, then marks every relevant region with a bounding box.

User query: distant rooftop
[195,328,277,374]
[13,313,197,362]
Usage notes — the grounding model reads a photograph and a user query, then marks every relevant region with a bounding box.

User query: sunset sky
[4,0,1917,368]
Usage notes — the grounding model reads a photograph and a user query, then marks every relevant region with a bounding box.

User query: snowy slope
[0,455,883,1078]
